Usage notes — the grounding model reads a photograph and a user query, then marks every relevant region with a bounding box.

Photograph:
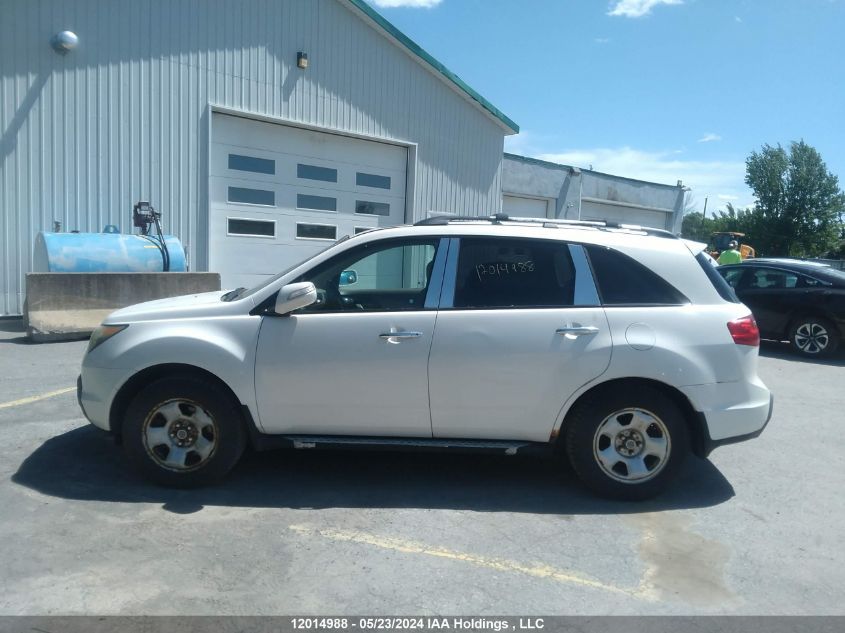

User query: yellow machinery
[710,232,756,260]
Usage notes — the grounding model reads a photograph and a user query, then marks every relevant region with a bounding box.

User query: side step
[281,435,541,455]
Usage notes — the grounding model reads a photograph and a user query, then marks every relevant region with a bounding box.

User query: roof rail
[415,213,510,226]
[414,213,678,239]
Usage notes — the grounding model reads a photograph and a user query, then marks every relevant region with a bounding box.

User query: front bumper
[78,364,128,432]
[76,375,86,418]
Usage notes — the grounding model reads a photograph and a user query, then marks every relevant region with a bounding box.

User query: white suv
[78,216,772,500]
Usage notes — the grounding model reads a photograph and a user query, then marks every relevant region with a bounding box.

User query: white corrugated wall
[0,0,507,315]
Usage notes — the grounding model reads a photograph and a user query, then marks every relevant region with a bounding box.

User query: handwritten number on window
[475,261,535,282]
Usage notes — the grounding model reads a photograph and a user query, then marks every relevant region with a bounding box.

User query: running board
[282,435,539,455]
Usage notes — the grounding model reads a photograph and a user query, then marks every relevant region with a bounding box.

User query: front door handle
[379,331,422,340]
[556,326,599,337]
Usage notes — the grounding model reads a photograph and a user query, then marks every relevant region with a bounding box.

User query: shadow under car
[12,425,735,515]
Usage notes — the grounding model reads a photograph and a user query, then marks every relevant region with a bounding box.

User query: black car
[717,259,845,356]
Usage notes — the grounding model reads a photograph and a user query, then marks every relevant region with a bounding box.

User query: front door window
[296,239,440,313]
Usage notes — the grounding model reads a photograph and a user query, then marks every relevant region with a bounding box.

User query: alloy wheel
[793,322,829,355]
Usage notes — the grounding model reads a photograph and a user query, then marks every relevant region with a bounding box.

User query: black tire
[564,385,690,501]
[788,316,840,357]
[122,375,247,487]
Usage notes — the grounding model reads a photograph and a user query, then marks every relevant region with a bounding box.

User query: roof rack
[414,213,678,239]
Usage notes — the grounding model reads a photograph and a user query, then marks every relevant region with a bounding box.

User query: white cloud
[370,0,442,7]
[698,133,722,143]
[503,143,754,210]
[594,37,611,44]
[607,0,683,18]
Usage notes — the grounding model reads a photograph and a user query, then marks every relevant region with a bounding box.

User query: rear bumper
[699,394,773,456]
[680,378,772,457]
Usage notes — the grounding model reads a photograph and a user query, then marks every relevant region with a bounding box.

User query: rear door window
[452,238,579,309]
[720,267,745,289]
[746,268,799,289]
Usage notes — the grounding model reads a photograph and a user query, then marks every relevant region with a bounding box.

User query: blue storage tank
[33,232,187,273]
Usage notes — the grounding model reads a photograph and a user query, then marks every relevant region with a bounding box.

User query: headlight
[87,324,128,353]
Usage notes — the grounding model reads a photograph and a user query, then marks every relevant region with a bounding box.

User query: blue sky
[367,0,845,213]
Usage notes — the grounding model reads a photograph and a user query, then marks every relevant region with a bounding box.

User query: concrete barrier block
[25,272,221,343]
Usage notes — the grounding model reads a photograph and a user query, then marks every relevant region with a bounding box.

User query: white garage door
[502,194,550,218]
[580,200,669,230]
[210,113,407,289]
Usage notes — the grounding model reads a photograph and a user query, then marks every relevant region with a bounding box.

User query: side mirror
[339,269,358,286]
[274,282,317,315]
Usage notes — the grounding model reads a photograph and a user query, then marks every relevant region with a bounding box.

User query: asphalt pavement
[0,317,842,615]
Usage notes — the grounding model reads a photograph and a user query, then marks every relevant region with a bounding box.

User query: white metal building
[0,0,518,314]
[502,153,687,233]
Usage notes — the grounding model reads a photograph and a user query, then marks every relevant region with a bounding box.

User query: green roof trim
[346,0,519,134]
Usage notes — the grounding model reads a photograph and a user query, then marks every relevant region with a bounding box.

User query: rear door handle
[556,326,599,337]
[379,331,422,340]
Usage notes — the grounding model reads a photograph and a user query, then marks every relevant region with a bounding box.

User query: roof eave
[343,0,518,135]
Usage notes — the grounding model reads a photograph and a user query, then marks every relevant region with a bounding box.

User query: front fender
[88,316,263,428]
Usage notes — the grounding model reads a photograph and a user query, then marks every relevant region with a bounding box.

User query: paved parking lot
[0,317,843,615]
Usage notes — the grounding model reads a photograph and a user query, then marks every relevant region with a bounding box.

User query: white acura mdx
[78,216,772,500]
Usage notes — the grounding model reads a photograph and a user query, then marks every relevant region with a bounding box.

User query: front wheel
[122,376,247,487]
[564,386,690,500]
[789,317,839,357]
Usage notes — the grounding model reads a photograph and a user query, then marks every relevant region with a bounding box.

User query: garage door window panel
[228,218,275,238]
[228,154,275,175]
[356,201,391,216]
[452,238,579,309]
[228,186,275,207]
[295,239,441,313]
[357,172,392,190]
[297,164,338,183]
[296,223,337,241]
[297,194,337,212]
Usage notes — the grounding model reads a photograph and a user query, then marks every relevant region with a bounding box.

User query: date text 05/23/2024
[290,618,546,631]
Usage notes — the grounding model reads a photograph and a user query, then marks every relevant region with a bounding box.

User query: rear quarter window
[586,245,688,305]
[701,254,741,303]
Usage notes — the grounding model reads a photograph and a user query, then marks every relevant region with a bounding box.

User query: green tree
[711,203,759,234]
[681,203,757,245]
[745,141,845,257]
[681,211,712,242]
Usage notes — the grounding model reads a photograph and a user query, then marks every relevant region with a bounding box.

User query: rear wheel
[122,376,247,487]
[789,317,839,357]
[564,385,689,500]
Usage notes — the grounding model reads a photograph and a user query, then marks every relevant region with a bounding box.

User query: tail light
[727,315,760,346]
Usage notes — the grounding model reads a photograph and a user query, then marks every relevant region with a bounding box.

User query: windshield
[712,234,735,251]
[222,235,352,302]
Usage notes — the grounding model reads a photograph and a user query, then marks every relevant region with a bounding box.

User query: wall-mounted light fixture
[297,52,308,69]
[51,30,79,55]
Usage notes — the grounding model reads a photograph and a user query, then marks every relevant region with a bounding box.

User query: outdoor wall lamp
[297,52,308,69]
[51,30,79,55]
